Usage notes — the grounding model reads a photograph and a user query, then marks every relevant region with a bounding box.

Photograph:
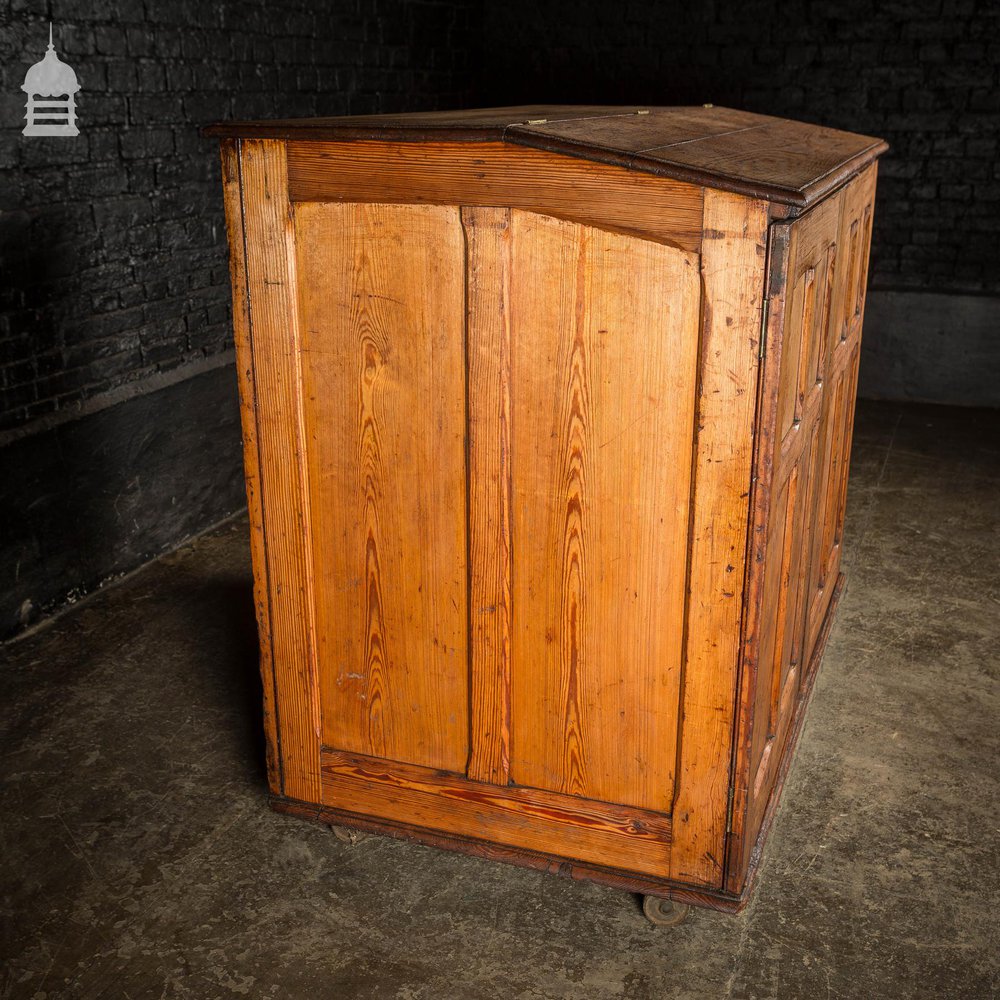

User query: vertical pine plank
[238,139,321,803]
[463,206,513,785]
[509,211,701,814]
[220,139,281,795]
[295,202,470,775]
[669,190,769,887]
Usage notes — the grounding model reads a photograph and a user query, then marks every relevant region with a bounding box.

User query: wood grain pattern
[220,138,281,794]
[294,202,470,775]
[724,574,845,900]
[273,793,752,912]
[728,166,877,894]
[237,139,321,803]
[207,104,887,208]
[287,141,704,253]
[219,116,884,912]
[615,117,884,207]
[320,749,672,878]
[463,206,513,786]
[668,190,769,887]
[508,211,701,814]
[276,567,847,914]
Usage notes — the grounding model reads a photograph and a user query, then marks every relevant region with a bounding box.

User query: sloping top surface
[203,105,888,207]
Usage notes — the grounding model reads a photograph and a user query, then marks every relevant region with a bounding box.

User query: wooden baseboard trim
[270,795,747,914]
[269,574,845,916]
[318,749,672,879]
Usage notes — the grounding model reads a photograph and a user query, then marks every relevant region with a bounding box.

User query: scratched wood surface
[667,190,770,887]
[221,120,884,908]
[507,210,701,815]
[294,201,470,775]
[207,105,887,209]
[463,206,514,786]
[729,165,878,891]
[321,749,673,878]
[235,139,322,804]
[803,165,877,658]
[220,139,281,795]
[740,192,842,875]
[287,141,704,253]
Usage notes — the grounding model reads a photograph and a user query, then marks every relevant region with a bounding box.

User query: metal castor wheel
[329,824,367,846]
[642,895,690,927]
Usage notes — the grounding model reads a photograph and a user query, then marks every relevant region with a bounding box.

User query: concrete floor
[2,399,998,1000]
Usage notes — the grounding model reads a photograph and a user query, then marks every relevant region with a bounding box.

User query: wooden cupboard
[205,106,886,922]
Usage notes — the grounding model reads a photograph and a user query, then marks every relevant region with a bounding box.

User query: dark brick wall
[479,0,1000,296]
[0,0,477,637]
[2,0,995,635]
[4,0,994,433]
[0,0,476,432]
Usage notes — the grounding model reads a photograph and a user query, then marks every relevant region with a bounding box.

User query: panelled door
[288,202,701,873]
[230,138,735,884]
[743,166,877,847]
[466,207,702,814]
[301,202,701,871]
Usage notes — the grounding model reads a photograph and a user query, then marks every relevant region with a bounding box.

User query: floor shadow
[150,570,269,789]
[209,575,269,787]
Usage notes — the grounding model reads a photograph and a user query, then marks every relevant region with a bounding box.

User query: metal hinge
[725,784,736,834]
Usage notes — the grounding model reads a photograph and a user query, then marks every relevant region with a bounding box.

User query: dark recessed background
[1,0,997,637]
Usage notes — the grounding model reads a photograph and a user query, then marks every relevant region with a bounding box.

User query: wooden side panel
[321,749,673,879]
[287,141,704,253]
[220,139,280,794]
[793,420,822,695]
[669,191,769,887]
[736,192,841,876]
[237,139,321,803]
[729,165,878,893]
[509,211,701,815]
[463,207,514,786]
[748,453,807,803]
[802,165,878,658]
[294,202,470,775]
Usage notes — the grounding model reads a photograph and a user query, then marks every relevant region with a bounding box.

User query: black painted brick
[480,0,1000,298]
[2,0,479,432]
[9,0,994,436]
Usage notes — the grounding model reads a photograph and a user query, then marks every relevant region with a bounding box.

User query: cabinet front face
[226,138,765,892]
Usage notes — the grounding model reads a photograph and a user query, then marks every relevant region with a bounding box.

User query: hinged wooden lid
[203,105,887,208]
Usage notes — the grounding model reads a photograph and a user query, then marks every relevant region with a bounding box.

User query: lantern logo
[22,23,80,137]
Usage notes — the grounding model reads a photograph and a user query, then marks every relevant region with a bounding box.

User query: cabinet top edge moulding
[202,104,888,209]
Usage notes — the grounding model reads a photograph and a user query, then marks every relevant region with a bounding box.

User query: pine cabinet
[207,106,885,918]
